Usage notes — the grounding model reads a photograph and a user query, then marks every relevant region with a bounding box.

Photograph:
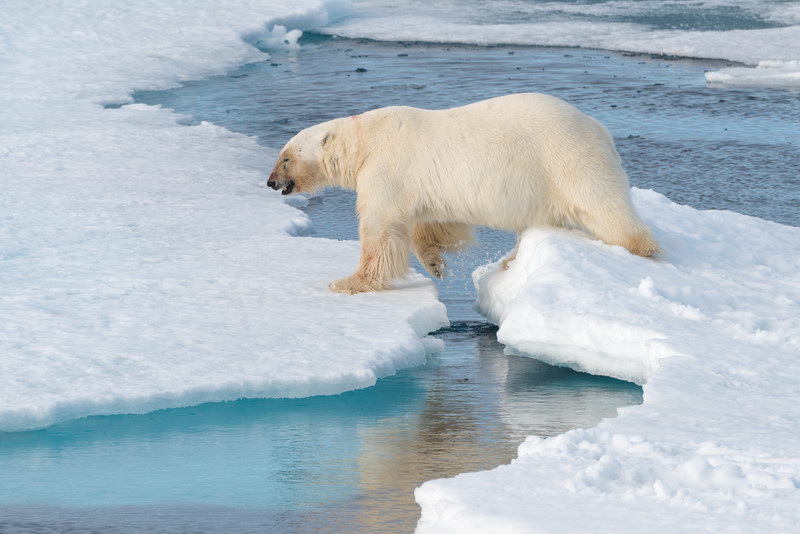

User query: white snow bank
[0,0,446,432]
[707,60,800,88]
[416,189,800,532]
[320,2,800,88]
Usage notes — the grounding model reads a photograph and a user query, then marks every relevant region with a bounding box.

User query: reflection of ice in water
[350,325,641,532]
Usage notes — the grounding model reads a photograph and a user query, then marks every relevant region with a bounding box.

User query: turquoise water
[0,322,640,532]
[5,32,799,533]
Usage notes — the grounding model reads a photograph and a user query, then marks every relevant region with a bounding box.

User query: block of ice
[416,189,800,532]
[706,60,800,88]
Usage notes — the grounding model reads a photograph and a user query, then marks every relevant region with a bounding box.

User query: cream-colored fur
[267,93,660,294]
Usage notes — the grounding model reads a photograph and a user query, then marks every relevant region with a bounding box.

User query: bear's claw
[427,261,445,279]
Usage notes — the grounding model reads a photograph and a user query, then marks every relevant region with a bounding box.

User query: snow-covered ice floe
[416,189,800,532]
[0,0,447,432]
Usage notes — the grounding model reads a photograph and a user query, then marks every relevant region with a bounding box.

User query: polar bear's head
[267,120,338,195]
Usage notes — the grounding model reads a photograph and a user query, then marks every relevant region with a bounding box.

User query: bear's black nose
[267,180,278,190]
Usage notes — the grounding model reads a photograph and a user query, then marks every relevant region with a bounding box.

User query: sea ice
[0,0,446,432]
[416,189,800,532]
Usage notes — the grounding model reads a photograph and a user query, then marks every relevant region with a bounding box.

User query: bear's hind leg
[329,215,412,294]
[564,151,661,258]
[570,193,661,258]
[412,222,474,279]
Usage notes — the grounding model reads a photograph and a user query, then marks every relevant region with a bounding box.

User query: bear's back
[359,93,607,155]
[362,94,621,232]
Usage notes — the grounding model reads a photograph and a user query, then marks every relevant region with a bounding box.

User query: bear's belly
[419,187,548,233]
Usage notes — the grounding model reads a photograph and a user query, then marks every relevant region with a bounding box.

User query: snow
[0,0,447,432]
[416,189,800,532]
[3,0,800,530]
[320,0,800,88]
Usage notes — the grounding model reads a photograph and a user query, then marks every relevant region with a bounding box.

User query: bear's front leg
[328,210,411,294]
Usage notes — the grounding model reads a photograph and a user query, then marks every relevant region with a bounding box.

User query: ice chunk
[706,60,800,88]
[251,24,304,51]
[417,190,800,532]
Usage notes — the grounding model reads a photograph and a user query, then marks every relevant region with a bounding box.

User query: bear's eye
[283,158,290,163]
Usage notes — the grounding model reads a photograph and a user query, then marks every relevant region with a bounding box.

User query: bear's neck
[321,117,367,191]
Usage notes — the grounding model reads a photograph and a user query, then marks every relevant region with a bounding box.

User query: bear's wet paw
[417,248,446,279]
[426,259,446,279]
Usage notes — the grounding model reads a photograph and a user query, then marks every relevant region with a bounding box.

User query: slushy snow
[0,0,447,432]
[415,189,800,532]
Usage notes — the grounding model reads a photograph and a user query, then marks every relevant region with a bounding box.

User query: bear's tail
[570,202,662,258]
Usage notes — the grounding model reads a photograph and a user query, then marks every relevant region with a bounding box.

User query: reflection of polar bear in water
[268,93,660,294]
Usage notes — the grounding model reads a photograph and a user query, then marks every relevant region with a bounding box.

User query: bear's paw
[328,275,384,294]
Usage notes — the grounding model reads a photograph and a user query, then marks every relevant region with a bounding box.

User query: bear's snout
[267,169,280,189]
[267,170,296,195]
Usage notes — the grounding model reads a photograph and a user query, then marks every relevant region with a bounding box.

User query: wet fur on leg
[412,222,474,278]
[329,215,411,294]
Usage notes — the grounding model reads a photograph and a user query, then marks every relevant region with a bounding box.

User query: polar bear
[267,93,660,294]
